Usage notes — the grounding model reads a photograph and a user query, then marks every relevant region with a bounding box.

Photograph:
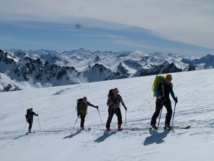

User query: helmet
[166,74,172,79]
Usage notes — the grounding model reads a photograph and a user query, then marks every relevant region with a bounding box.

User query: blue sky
[1,0,214,56]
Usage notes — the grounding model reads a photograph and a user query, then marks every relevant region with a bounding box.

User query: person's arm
[170,90,177,103]
[170,90,176,100]
[87,102,98,109]
[121,101,127,110]
[33,112,39,116]
[120,95,127,110]
[170,83,178,103]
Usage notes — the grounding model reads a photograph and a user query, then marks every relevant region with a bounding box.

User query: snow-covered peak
[1,48,213,90]
[0,72,21,92]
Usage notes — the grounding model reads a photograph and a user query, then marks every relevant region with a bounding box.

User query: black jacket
[157,80,176,101]
[26,112,38,123]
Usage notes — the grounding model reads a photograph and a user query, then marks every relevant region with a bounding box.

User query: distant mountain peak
[0,48,213,91]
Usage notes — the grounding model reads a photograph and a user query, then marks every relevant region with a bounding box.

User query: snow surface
[1,69,214,161]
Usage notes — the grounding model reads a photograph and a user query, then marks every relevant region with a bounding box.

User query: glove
[174,97,178,103]
[37,113,39,116]
[77,112,80,117]
[96,106,99,109]
[125,107,127,111]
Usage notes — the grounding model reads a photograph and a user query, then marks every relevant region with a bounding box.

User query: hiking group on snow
[25,73,178,133]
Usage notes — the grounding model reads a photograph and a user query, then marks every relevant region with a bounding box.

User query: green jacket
[77,99,96,115]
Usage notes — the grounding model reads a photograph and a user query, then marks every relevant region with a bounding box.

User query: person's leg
[106,107,114,130]
[80,114,86,130]
[28,121,32,133]
[164,100,172,127]
[115,108,123,130]
[151,99,163,126]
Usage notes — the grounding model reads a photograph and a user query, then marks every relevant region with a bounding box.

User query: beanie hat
[166,74,172,79]
[83,96,87,100]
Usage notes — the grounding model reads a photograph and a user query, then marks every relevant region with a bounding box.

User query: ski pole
[125,110,127,126]
[38,116,41,131]
[157,107,163,130]
[21,122,27,135]
[171,98,177,128]
[97,108,103,125]
[73,116,79,130]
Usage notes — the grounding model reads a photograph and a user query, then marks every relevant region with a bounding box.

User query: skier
[150,74,178,130]
[77,97,98,130]
[25,108,39,133]
[106,88,127,131]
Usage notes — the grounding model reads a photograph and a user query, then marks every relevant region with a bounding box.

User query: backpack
[108,89,114,98]
[76,98,84,114]
[25,109,30,120]
[152,75,165,97]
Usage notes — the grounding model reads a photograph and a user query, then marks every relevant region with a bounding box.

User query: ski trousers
[27,120,33,131]
[106,107,122,129]
[151,98,172,126]
[80,114,86,128]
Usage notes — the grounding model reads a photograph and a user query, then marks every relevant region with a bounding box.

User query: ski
[119,127,152,131]
[130,125,191,132]
[14,131,36,139]
[163,125,191,131]
[92,125,191,132]
[25,131,36,135]
[172,125,191,130]
[79,127,91,132]
[14,134,26,139]
[105,128,125,132]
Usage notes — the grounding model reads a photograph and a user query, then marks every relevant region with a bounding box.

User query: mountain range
[0,48,214,92]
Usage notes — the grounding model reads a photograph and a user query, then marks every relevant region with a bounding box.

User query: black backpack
[76,98,84,114]
[108,89,114,98]
[25,109,30,120]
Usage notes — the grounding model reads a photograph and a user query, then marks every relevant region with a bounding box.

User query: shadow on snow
[143,130,170,145]
[94,131,117,143]
[63,130,82,139]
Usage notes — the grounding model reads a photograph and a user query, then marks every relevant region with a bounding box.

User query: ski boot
[164,124,173,130]
[118,124,124,131]
[80,127,85,130]
[106,128,111,131]
[150,124,158,130]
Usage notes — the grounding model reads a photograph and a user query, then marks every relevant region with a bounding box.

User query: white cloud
[1,0,214,49]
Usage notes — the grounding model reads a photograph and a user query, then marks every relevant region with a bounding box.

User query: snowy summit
[1,48,214,92]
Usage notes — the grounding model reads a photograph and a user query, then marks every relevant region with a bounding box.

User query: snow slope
[0,73,21,91]
[0,69,214,161]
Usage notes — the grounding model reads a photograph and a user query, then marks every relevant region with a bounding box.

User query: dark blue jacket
[156,80,176,101]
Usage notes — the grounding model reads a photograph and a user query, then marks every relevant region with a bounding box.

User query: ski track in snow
[1,69,214,161]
